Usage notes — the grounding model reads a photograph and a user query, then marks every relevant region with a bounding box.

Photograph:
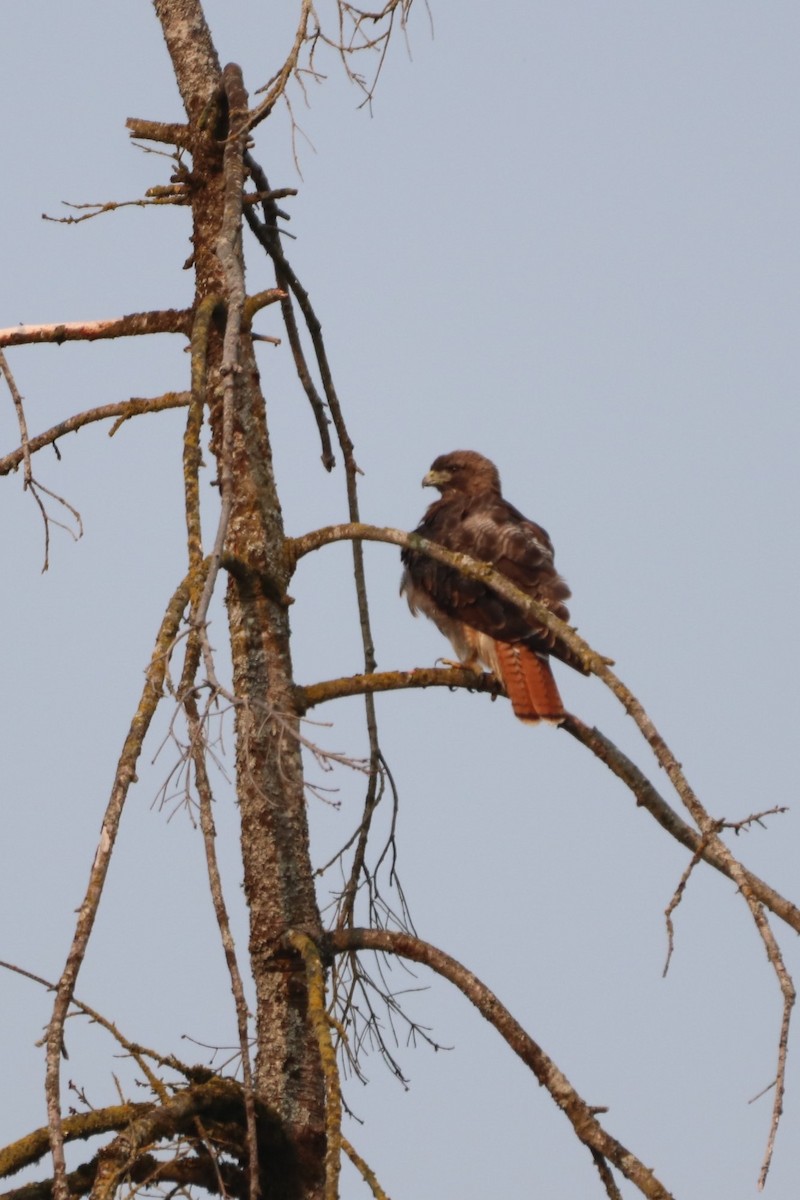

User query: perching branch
[289,521,609,670]
[295,522,797,1183]
[295,665,503,712]
[298,671,800,937]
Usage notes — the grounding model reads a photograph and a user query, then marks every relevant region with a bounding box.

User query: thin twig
[591,1148,624,1200]
[0,350,83,569]
[722,807,789,835]
[247,0,315,131]
[0,960,168,1103]
[662,845,705,977]
[243,154,334,469]
[42,192,189,224]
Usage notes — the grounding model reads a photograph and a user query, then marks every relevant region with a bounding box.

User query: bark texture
[155,3,326,1195]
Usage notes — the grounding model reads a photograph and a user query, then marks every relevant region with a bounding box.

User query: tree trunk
[155,2,326,1195]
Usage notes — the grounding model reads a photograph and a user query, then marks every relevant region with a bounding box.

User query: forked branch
[0,393,190,477]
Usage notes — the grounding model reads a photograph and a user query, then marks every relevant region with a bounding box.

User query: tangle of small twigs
[0,350,83,570]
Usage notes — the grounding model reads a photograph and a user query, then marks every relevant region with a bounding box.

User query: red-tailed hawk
[401,450,584,724]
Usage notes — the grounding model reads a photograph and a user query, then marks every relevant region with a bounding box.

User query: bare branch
[753,916,795,1188]
[295,664,503,713]
[562,715,800,935]
[341,1136,391,1200]
[0,351,31,474]
[0,1102,153,1182]
[301,666,800,961]
[0,393,190,476]
[330,928,673,1200]
[42,190,189,224]
[0,310,191,349]
[591,1147,625,1200]
[293,519,797,1189]
[45,577,190,1200]
[0,350,83,569]
[0,960,168,1103]
[243,153,335,469]
[662,845,705,977]
[247,1,316,132]
[561,717,796,1185]
[288,521,607,673]
[126,116,191,147]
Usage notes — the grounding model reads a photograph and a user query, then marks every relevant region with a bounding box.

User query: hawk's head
[422,450,502,497]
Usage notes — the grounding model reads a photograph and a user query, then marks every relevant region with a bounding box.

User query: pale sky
[3,4,800,1198]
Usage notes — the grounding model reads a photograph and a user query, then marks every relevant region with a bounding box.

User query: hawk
[401,450,584,724]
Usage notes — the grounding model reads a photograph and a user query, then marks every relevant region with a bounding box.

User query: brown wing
[401,492,584,672]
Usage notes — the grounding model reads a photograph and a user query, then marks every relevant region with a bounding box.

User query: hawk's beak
[422,468,450,488]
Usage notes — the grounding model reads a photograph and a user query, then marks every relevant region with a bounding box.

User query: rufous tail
[495,643,565,725]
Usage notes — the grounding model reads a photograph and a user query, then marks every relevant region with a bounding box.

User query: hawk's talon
[436,656,482,673]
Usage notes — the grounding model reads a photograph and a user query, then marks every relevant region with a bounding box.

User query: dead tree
[1,4,797,1199]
